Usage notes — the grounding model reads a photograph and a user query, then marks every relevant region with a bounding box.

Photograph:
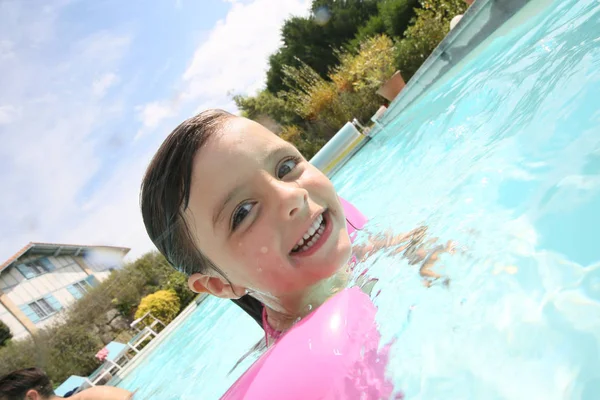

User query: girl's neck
[262,269,350,333]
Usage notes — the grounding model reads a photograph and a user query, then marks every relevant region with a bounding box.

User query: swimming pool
[118,0,600,398]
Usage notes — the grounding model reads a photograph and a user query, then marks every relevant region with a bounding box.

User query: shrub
[134,290,180,327]
[164,272,196,309]
[332,35,397,92]
[0,320,12,347]
[280,125,327,160]
[395,0,468,80]
[43,326,103,384]
[0,336,40,377]
[283,35,396,137]
[0,251,190,384]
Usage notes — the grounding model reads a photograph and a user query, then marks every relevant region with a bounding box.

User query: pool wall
[310,0,532,178]
[109,297,204,386]
[379,0,531,126]
[309,121,368,177]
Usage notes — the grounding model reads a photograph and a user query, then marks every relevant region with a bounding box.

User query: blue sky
[0,0,311,261]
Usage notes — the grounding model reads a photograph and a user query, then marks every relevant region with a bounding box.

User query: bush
[44,326,103,384]
[0,326,103,385]
[283,35,396,137]
[0,336,40,377]
[280,125,327,160]
[0,320,12,347]
[164,272,196,309]
[0,251,191,385]
[379,0,420,38]
[135,290,180,327]
[395,0,468,80]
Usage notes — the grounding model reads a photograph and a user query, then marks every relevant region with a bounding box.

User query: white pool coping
[110,295,208,385]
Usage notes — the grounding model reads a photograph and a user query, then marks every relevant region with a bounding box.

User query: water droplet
[314,7,331,26]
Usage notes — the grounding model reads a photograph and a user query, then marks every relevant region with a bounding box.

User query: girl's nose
[275,181,308,220]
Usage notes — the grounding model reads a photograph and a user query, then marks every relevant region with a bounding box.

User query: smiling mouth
[290,212,327,254]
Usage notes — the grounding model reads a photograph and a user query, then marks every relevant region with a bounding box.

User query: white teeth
[291,213,326,253]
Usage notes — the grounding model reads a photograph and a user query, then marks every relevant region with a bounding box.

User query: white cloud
[134,0,310,139]
[0,39,15,60]
[75,31,131,68]
[92,73,119,97]
[182,0,311,102]
[64,149,156,260]
[137,101,178,129]
[0,0,313,263]
[0,105,20,125]
[0,1,135,262]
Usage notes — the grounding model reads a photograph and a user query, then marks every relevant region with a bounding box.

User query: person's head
[0,368,55,400]
[140,110,352,311]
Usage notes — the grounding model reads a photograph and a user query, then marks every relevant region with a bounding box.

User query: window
[16,258,55,279]
[68,280,92,300]
[19,295,62,323]
[56,256,76,268]
[28,298,56,319]
[73,280,90,295]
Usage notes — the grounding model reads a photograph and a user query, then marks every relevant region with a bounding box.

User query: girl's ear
[187,273,246,299]
[25,389,41,400]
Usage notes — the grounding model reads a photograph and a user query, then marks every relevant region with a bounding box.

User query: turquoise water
[117,298,262,399]
[119,0,600,398]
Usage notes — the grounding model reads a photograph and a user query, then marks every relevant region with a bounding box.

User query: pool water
[117,298,263,399]
[118,0,600,398]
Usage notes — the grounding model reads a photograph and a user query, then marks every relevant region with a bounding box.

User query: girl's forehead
[208,119,287,157]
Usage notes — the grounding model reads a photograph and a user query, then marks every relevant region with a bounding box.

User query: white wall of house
[0,255,97,334]
[0,302,28,340]
[0,255,88,305]
[0,250,125,340]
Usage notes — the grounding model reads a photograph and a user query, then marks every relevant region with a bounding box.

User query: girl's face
[185,117,352,301]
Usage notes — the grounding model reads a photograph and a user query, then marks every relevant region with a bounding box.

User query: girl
[140,109,451,345]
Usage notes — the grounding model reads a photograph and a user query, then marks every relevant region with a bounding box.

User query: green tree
[379,0,420,38]
[266,0,380,93]
[45,326,103,384]
[395,0,467,80]
[233,90,299,127]
[351,0,419,48]
[0,320,11,347]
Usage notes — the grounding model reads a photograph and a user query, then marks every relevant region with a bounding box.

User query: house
[0,242,130,340]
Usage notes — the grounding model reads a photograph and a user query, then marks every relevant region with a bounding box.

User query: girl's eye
[231,202,254,231]
[277,157,300,179]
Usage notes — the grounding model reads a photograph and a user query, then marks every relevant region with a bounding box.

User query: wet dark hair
[141,109,266,328]
[140,109,235,277]
[0,368,54,400]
